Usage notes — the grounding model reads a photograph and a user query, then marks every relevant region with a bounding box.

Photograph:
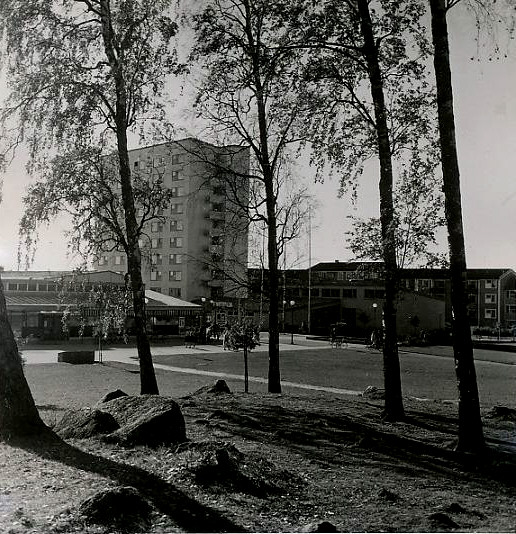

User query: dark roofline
[310,261,382,272]
[127,137,249,154]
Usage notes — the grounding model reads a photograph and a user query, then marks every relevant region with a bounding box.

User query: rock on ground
[54,395,186,447]
[100,395,187,447]
[78,485,153,530]
[53,408,119,439]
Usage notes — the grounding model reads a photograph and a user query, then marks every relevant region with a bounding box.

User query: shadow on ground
[9,430,244,533]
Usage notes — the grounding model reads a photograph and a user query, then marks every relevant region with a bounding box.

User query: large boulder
[53,408,119,439]
[100,395,187,447]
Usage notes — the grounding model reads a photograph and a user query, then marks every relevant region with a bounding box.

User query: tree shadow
[9,429,245,533]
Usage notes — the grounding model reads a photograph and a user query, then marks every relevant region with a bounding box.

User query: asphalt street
[21,334,516,408]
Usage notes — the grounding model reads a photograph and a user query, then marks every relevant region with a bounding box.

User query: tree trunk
[243,0,281,394]
[266,213,281,393]
[0,275,47,440]
[429,0,484,451]
[99,0,159,395]
[357,0,404,421]
[243,345,249,393]
[117,125,159,395]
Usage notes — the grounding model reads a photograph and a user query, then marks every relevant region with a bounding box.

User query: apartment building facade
[248,261,516,336]
[94,138,250,308]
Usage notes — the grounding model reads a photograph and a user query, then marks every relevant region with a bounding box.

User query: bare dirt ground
[1,362,516,533]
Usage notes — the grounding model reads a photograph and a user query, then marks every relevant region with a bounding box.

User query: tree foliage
[346,148,447,268]
[19,146,174,265]
[58,271,131,341]
[190,0,311,393]
[0,0,184,395]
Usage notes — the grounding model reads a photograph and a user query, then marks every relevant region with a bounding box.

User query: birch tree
[0,0,183,394]
[190,0,308,393]
[295,0,435,420]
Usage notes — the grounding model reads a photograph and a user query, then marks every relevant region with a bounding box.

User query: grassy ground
[1,360,516,533]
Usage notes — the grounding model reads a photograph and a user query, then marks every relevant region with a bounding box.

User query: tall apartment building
[94,138,250,304]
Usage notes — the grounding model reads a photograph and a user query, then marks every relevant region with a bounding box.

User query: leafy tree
[0,0,183,394]
[224,320,260,393]
[0,275,47,439]
[58,271,131,356]
[346,148,447,268]
[190,0,310,393]
[19,147,174,266]
[293,0,435,419]
[428,0,485,451]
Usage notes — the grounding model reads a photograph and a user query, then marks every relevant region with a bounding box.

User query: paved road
[21,334,516,407]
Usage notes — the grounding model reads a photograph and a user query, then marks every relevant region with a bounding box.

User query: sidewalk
[20,333,334,365]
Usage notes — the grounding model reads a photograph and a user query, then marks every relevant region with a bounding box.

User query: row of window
[151,220,185,232]
[5,282,58,292]
[146,237,184,249]
[150,254,182,265]
[150,270,183,282]
[132,153,183,169]
[482,305,516,319]
[284,287,382,299]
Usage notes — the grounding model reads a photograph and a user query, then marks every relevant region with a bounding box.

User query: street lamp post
[290,300,295,344]
[372,302,378,327]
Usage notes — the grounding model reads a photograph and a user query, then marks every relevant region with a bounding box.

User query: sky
[0,5,515,272]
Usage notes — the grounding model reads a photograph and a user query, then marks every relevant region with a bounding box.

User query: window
[171,170,181,181]
[171,203,184,214]
[485,293,497,304]
[114,255,124,265]
[151,253,163,266]
[150,287,162,293]
[98,256,108,266]
[7,283,17,291]
[171,187,184,197]
[151,221,163,232]
[28,283,37,291]
[507,290,516,300]
[171,154,182,165]
[485,279,498,289]
[364,288,385,299]
[47,283,57,292]
[150,270,162,281]
[151,238,162,249]
[485,308,497,319]
[133,161,139,169]
[169,287,182,298]
[342,288,357,299]
[169,271,182,281]
[169,254,182,264]
[170,220,184,231]
[18,283,28,291]
[506,304,516,314]
[170,237,183,248]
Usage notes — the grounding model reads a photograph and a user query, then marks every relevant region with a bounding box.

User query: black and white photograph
[1,1,516,532]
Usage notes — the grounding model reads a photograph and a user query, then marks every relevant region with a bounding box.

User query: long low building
[1,270,201,340]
